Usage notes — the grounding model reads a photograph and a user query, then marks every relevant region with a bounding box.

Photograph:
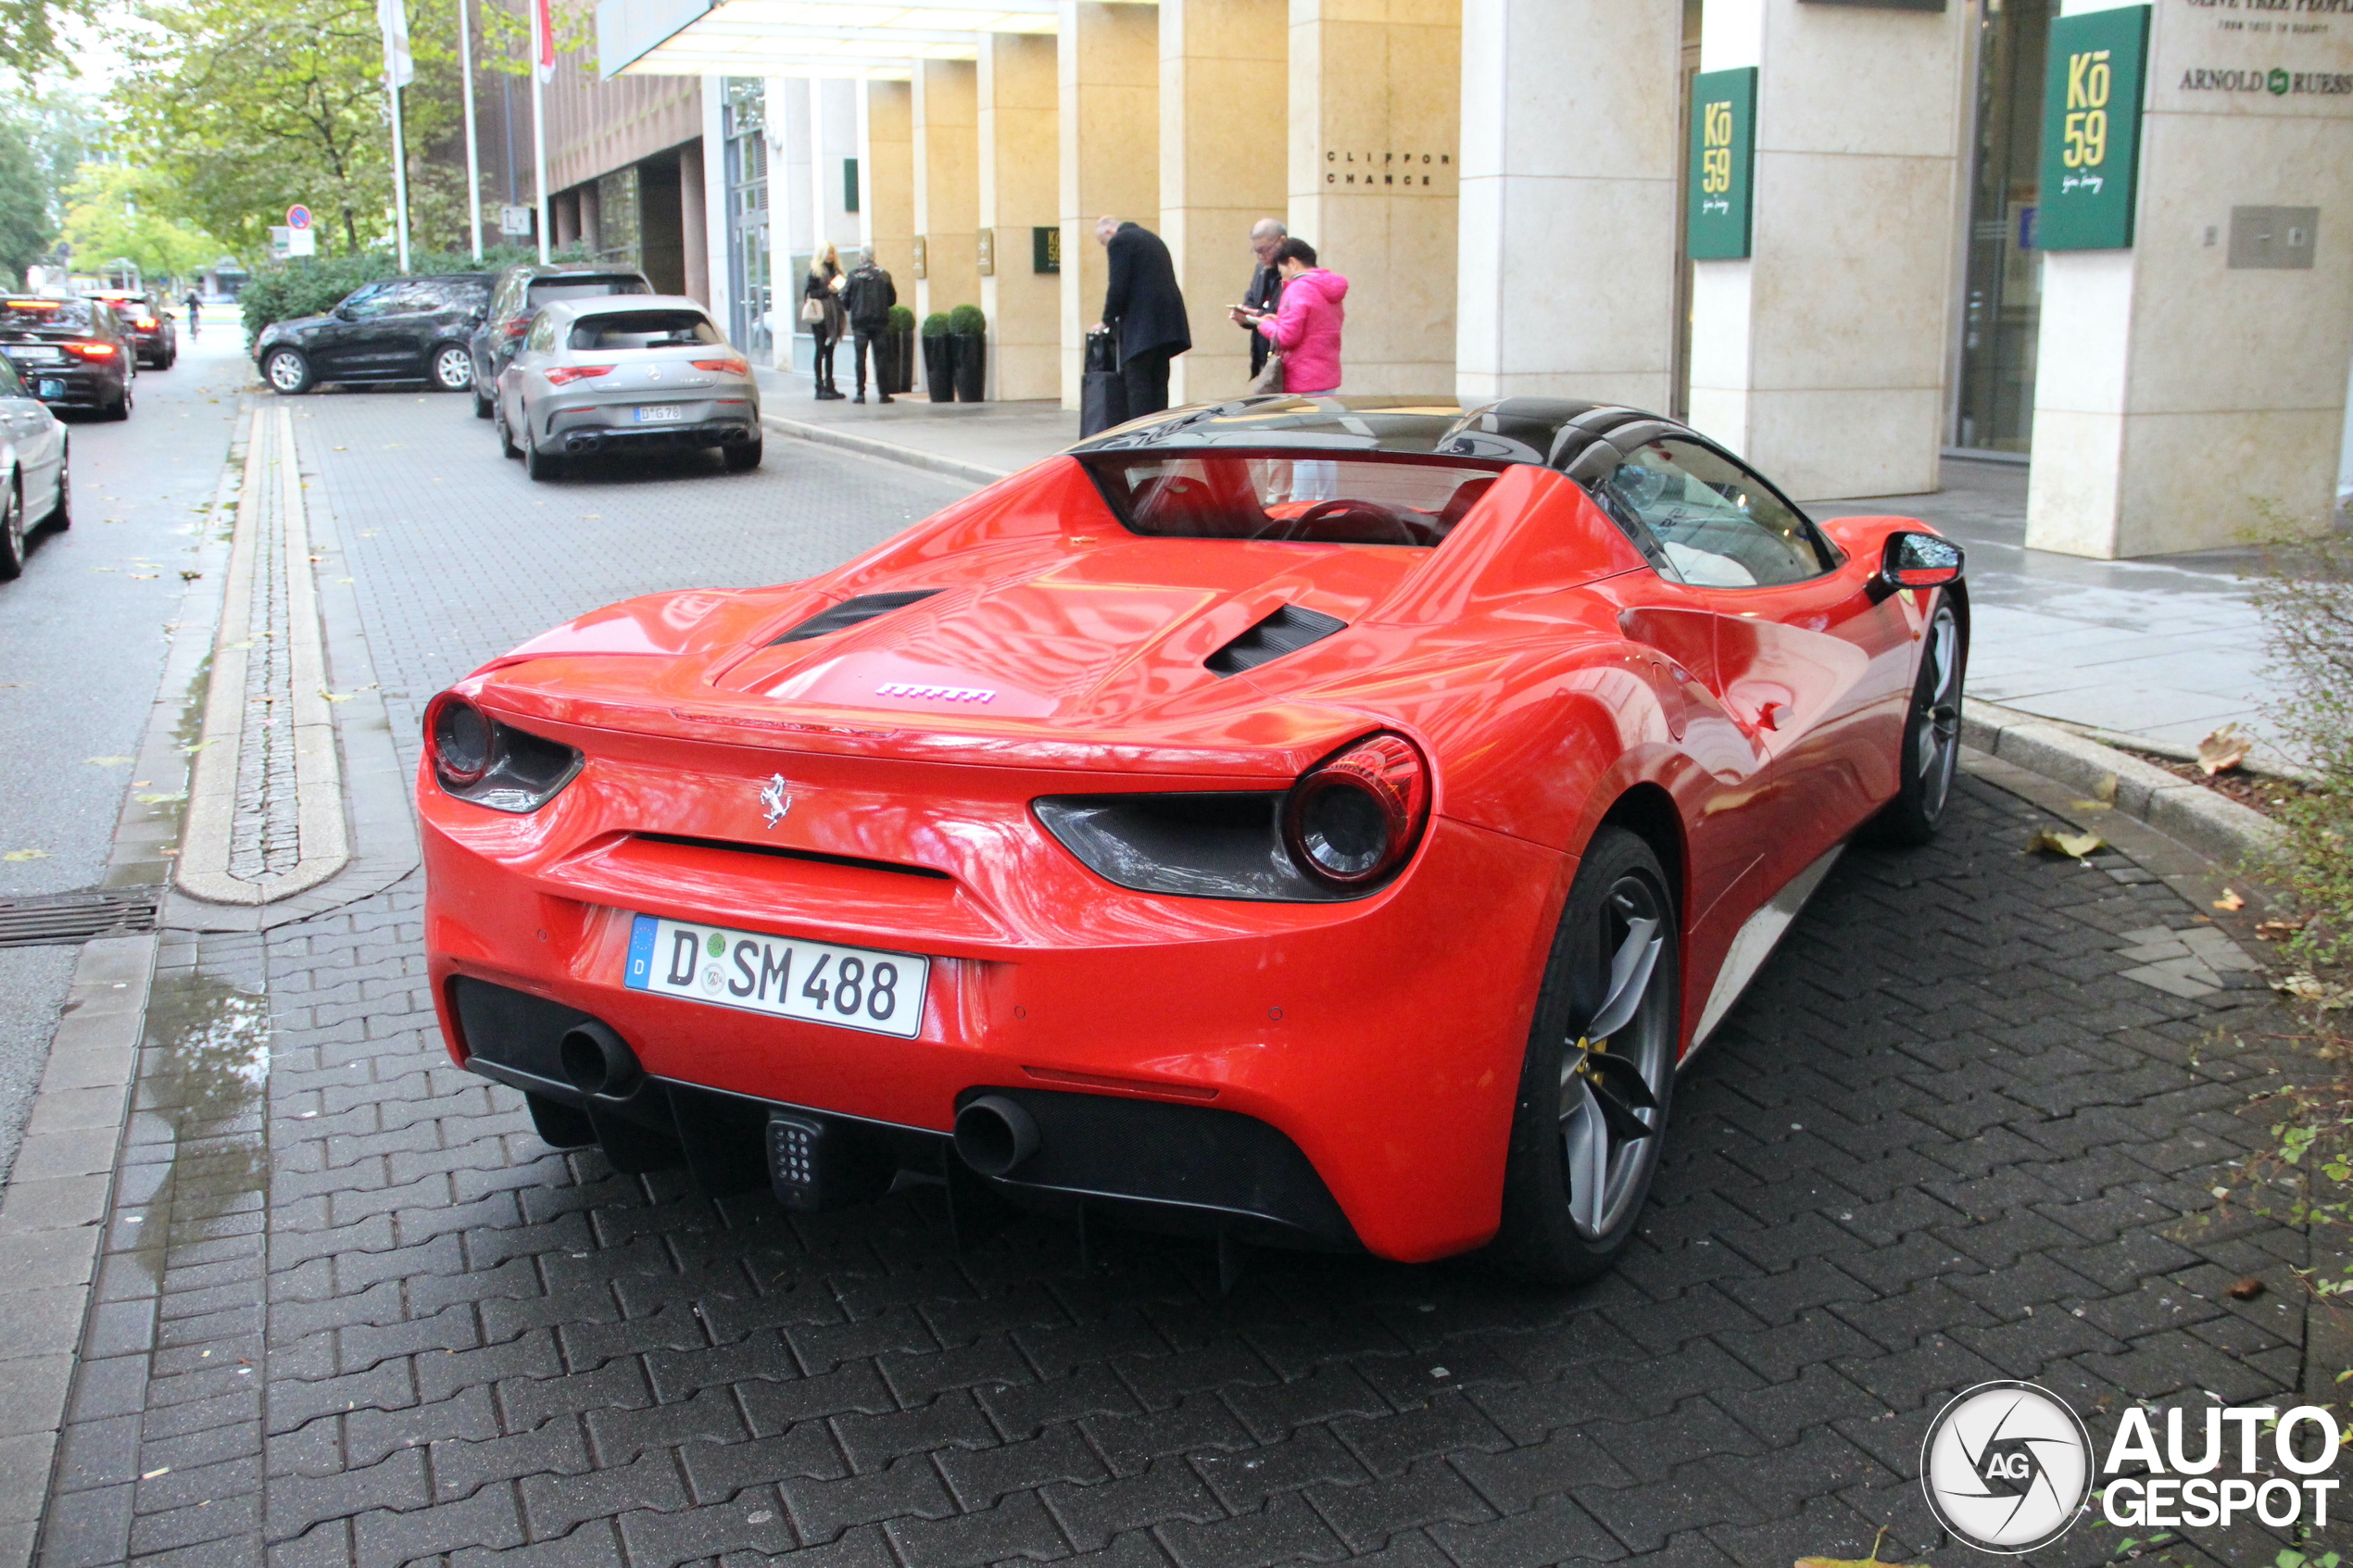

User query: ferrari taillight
[544,365,613,386]
[425,692,584,813]
[1282,733,1429,888]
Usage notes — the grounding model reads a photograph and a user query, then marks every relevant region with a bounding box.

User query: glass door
[1955,0,2051,456]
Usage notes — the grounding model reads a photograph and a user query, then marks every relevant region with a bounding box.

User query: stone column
[981,33,1062,401]
[863,79,917,288]
[913,58,981,328]
[679,137,709,308]
[1454,0,1680,408]
[2025,1,2353,558]
[1059,0,1160,408]
[1288,0,1462,396]
[812,79,862,257]
[1684,0,1970,500]
[698,76,732,328]
[1161,0,1287,407]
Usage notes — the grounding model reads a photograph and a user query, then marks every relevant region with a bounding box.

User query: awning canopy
[598,0,1101,79]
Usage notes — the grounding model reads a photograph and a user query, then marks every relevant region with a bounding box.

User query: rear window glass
[1,299,92,332]
[529,276,649,307]
[1084,453,1504,547]
[568,310,720,350]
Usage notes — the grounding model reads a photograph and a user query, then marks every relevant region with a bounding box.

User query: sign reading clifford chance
[1687,67,1756,261]
[2037,5,2150,251]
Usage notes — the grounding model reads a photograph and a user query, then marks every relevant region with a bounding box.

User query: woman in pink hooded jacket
[1239,238,1347,395]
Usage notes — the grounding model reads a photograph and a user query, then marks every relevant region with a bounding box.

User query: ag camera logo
[1920,1382,2093,1553]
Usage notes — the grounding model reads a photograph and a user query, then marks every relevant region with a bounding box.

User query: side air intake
[771,589,941,645]
[1204,605,1347,676]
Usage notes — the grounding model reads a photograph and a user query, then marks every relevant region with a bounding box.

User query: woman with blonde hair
[803,242,849,399]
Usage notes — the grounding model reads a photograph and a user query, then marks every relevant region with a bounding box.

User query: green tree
[113,0,472,259]
[0,116,47,283]
[60,161,221,282]
[0,88,102,281]
[1,0,96,82]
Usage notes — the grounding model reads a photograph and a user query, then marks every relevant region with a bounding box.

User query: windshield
[569,310,721,350]
[1,298,93,332]
[530,276,648,307]
[1083,452,1504,546]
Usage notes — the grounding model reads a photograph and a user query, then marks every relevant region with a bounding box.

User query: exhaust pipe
[559,1021,642,1098]
[564,434,601,454]
[954,1094,1041,1178]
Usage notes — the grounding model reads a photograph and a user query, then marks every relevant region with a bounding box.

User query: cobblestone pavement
[33,390,2322,1568]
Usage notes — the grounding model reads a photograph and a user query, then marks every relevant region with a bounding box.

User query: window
[568,310,721,350]
[530,275,649,307]
[1086,452,1504,546]
[1596,438,1830,587]
[0,300,88,332]
[525,312,558,352]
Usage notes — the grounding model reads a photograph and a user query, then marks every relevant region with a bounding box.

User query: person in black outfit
[1241,219,1285,380]
[804,243,847,399]
[1091,216,1190,419]
[839,248,898,404]
[183,289,202,339]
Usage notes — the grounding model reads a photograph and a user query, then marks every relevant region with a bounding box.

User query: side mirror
[1876,532,1963,596]
[333,305,356,321]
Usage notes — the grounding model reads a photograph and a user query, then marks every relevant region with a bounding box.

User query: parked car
[469,264,652,419]
[495,296,761,481]
[83,290,176,369]
[0,296,134,420]
[417,394,1969,1283]
[255,273,493,395]
[0,348,71,580]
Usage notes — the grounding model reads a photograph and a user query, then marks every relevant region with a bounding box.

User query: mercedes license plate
[632,404,685,423]
[623,913,927,1038]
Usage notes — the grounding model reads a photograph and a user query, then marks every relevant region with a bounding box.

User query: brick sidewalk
[31,389,2321,1568]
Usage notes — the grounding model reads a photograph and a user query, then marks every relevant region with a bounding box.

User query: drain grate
[0,886,163,948]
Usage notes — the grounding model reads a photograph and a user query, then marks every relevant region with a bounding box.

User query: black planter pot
[950,332,986,401]
[890,327,916,393]
[922,335,954,402]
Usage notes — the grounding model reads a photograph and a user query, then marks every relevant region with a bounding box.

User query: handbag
[1084,328,1119,374]
[1250,351,1284,395]
[799,294,825,325]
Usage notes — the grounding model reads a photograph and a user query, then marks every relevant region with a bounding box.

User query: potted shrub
[921,311,954,402]
[947,304,988,401]
[885,304,915,393]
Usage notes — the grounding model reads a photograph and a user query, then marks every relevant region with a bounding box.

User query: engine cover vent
[1204,605,1347,676]
[771,589,941,645]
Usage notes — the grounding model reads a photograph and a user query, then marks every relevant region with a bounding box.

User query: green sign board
[1687,68,1757,260]
[2036,5,2149,251]
[1033,225,1061,274]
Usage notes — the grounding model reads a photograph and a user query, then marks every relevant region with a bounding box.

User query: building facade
[563,0,2351,558]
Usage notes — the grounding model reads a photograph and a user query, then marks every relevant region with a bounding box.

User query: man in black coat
[1092,217,1190,419]
[1241,218,1285,380]
[839,247,898,404]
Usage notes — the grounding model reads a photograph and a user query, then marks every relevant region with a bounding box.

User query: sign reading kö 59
[1686,66,1757,260]
[2037,5,2151,250]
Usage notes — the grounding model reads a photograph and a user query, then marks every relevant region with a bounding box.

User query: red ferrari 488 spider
[420,396,1966,1282]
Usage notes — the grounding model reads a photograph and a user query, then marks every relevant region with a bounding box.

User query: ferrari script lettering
[876,683,996,703]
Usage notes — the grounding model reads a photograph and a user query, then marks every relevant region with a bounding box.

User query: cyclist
[183,289,200,339]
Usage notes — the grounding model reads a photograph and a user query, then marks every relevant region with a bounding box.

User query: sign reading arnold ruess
[2038,5,2151,250]
[1688,67,1757,260]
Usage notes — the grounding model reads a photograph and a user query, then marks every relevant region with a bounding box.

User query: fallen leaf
[129,572,157,580]
[2257,919,2305,941]
[2226,1276,2265,1300]
[2213,889,2246,912]
[2199,722,2251,775]
[2067,799,2114,812]
[86,756,132,767]
[135,792,187,805]
[140,1467,169,1480]
[180,571,202,581]
[2027,829,2106,859]
[180,739,221,754]
[321,692,356,702]
[1,849,48,861]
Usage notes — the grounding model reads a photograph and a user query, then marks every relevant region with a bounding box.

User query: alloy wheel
[1559,873,1674,1240]
[0,485,25,580]
[434,345,472,391]
[1913,604,1962,822]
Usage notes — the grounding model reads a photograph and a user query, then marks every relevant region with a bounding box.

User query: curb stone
[1963,698,2280,871]
[760,409,1015,488]
[7,934,155,1568]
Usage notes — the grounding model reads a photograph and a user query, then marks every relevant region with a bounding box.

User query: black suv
[469,264,652,418]
[255,273,493,395]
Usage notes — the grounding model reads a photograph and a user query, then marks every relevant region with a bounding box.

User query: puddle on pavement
[125,966,269,1288]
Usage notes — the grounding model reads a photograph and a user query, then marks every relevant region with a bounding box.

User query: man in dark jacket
[1241,219,1285,380]
[839,247,898,404]
[1092,217,1190,418]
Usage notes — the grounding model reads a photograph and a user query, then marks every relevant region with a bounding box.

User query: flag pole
[389,82,411,271]
[532,0,552,264]
[380,0,413,270]
[458,0,482,260]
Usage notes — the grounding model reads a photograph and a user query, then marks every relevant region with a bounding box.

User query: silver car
[0,346,70,581]
[495,296,761,481]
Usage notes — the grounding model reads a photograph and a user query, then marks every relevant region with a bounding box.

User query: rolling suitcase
[1079,331,1126,437]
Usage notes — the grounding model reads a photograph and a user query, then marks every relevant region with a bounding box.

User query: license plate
[623,913,927,1038]
[4,345,59,362]
[35,380,62,399]
[633,404,685,423]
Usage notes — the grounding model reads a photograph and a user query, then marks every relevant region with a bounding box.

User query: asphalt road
[0,319,249,1182]
[19,383,2320,1566]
